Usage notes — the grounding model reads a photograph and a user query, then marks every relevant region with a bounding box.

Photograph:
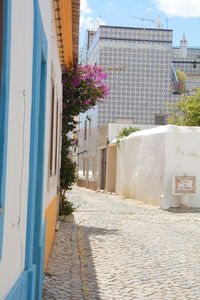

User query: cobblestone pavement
[43,186,200,300]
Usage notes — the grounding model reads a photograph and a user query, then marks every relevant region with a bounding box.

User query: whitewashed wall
[39,0,62,209]
[0,1,34,298]
[78,107,98,182]
[0,1,62,298]
[116,125,200,209]
[164,126,200,208]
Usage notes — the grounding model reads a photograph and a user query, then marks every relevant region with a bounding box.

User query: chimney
[87,30,97,50]
[156,16,163,29]
[180,34,188,58]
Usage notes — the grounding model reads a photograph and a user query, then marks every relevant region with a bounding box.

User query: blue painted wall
[5,265,36,300]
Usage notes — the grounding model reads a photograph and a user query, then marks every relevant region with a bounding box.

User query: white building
[115,125,200,209]
[0,1,80,299]
[77,25,200,191]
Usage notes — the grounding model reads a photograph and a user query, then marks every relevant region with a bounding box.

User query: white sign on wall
[173,176,196,194]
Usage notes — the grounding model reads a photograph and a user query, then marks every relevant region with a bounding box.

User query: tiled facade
[78,25,200,190]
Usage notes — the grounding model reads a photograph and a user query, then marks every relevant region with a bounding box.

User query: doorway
[101,149,107,190]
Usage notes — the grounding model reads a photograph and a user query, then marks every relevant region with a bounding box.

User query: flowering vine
[60,65,109,205]
[62,65,109,134]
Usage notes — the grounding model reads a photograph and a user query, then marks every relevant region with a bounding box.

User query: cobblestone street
[43,186,200,300]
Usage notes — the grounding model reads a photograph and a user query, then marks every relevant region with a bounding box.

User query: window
[54,101,59,175]
[89,119,91,136]
[92,157,96,176]
[84,120,87,140]
[49,82,55,177]
[155,115,166,125]
[83,158,86,176]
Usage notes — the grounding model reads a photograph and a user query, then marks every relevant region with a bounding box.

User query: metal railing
[172,81,200,94]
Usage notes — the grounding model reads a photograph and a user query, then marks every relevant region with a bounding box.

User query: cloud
[80,15,94,29]
[80,0,106,30]
[80,0,92,15]
[107,2,115,7]
[155,0,200,17]
[146,7,153,12]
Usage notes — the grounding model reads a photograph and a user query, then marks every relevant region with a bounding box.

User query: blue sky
[80,0,200,48]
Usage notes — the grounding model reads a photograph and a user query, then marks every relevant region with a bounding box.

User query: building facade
[115,125,200,209]
[0,0,79,299]
[77,25,200,191]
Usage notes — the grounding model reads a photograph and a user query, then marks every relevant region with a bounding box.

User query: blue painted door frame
[25,1,48,299]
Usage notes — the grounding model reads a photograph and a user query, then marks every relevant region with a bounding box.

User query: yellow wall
[44,195,58,270]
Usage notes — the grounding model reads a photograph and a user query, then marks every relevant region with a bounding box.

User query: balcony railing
[172,81,200,94]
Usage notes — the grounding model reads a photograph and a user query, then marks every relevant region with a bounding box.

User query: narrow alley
[43,186,200,300]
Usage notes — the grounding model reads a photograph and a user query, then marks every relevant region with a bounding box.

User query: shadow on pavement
[167,208,200,214]
[43,219,119,300]
[77,223,119,300]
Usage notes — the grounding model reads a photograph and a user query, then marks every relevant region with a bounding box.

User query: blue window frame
[0,0,11,260]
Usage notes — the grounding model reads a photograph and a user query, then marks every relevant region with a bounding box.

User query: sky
[80,0,200,48]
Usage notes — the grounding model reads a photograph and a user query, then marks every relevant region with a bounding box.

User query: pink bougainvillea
[62,64,110,133]
[62,65,109,109]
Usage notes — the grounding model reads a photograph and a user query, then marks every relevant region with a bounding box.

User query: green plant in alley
[168,88,200,126]
[59,194,76,216]
[116,127,140,147]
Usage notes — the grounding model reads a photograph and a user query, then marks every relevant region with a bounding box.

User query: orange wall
[54,0,73,68]
[60,0,73,67]
[44,195,58,270]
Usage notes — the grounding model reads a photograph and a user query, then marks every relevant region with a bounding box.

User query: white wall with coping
[101,123,160,191]
[108,123,160,143]
[116,125,200,209]
[77,120,160,189]
[164,126,200,208]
